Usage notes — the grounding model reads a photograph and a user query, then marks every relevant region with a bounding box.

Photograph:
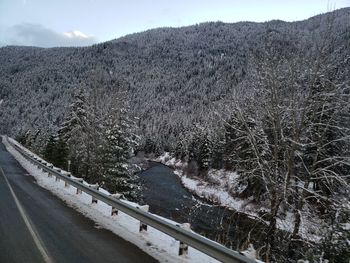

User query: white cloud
[63,30,90,39]
[1,23,97,48]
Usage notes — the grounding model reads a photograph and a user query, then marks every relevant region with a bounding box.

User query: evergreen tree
[100,105,139,200]
[174,133,188,160]
[43,135,56,163]
[187,127,212,176]
[317,206,350,263]
[43,134,69,169]
[211,132,225,169]
[144,137,158,154]
[223,117,237,170]
[52,135,68,169]
[59,88,90,178]
[198,133,211,173]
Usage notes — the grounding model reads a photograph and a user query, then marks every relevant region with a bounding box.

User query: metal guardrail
[6,137,258,263]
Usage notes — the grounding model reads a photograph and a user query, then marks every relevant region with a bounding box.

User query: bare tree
[227,15,350,262]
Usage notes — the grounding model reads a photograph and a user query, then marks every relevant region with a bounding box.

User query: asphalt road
[0,141,158,263]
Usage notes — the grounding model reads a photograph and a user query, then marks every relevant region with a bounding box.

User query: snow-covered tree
[43,135,56,163]
[187,126,212,176]
[229,16,350,261]
[43,134,68,169]
[100,102,139,200]
[59,88,90,177]
[224,110,270,201]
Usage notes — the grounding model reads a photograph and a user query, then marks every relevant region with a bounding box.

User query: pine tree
[211,132,225,169]
[316,206,350,263]
[144,137,158,154]
[100,106,139,200]
[52,135,68,169]
[43,135,56,163]
[58,88,90,178]
[223,117,237,170]
[174,133,188,160]
[187,127,212,176]
[198,133,211,173]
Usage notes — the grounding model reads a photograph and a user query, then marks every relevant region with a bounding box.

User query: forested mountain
[1,8,349,262]
[0,8,349,153]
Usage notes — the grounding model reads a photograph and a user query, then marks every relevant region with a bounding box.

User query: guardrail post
[179,223,191,256]
[37,159,43,169]
[179,242,189,256]
[89,184,99,204]
[55,169,61,182]
[109,193,122,216]
[138,205,149,232]
[73,178,84,194]
[47,164,54,177]
[64,173,72,188]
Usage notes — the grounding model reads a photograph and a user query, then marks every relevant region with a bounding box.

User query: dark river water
[138,162,267,250]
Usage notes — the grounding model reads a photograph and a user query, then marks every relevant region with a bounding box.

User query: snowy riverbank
[154,152,323,243]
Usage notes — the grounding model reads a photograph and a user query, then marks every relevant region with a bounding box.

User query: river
[138,162,268,250]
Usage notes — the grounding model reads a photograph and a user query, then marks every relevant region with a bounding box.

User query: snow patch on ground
[155,152,185,170]
[155,152,259,212]
[3,138,221,263]
[181,173,246,211]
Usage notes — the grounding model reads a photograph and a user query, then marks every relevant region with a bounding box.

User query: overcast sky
[0,0,349,48]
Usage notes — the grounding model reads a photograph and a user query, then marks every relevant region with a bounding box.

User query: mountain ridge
[0,7,349,151]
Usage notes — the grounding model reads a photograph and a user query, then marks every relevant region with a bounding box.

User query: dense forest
[0,8,349,262]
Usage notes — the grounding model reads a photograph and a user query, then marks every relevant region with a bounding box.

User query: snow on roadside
[2,138,221,263]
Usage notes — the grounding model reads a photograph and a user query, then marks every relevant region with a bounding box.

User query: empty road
[0,140,157,263]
